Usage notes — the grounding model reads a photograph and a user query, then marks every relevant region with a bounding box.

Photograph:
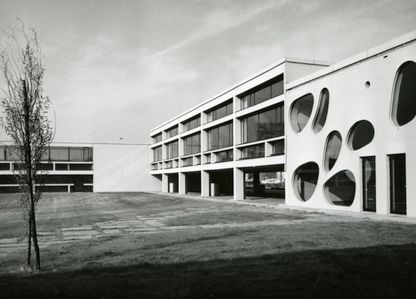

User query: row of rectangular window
[240,144,265,159]
[152,133,162,144]
[216,150,233,163]
[151,74,284,144]
[152,125,284,161]
[206,100,233,123]
[183,116,201,132]
[10,163,93,171]
[0,146,93,162]
[239,75,284,109]
[238,140,284,159]
[151,140,283,167]
[165,126,178,139]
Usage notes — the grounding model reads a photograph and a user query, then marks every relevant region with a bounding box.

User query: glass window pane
[212,128,219,150]
[6,146,19,161]
[254,86,271,105]
[258,108,276,140]
[0,146,6,161]
[50,147,69,161]
[271,80,284,98]
[70,147,83,161]
[246,115,258,143]
[218,124,231,148]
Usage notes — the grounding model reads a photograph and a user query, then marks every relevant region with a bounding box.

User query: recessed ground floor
[151,164,285,201]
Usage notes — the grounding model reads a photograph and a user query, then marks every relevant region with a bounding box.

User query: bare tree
[0,23,53,270]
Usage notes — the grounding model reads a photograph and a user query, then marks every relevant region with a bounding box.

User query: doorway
[389,154,406,215]
[361,156,376,212]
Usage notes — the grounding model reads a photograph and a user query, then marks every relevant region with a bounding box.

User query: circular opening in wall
[312,88,330,133]
[347,120,375,150]
[365,81,371,88]
[323,131,342,172]
[293,162,319,201]
[290,93,314,133]
[323,170,356,207]
[391,61,416,126]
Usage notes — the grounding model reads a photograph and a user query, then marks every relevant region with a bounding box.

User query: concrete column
[253,171,261,195]
[179,172,186,195]
[162,174,168,193]
[201,170,210,197]
[179,138,184,158]
[162,144,167,161]
[233,96,240,113]
[201,129,208,152]
[233,167,244,200]
[233,115,241,146]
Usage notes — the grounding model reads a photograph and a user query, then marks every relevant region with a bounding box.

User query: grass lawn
[0,192,416,298]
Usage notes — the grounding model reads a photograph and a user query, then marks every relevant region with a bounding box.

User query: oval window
[312,88,329,133]
[293,162,319,201]
[324,131,342,171]
[391,61,416,126]
[290,93,314,133]
[324,170,356,206]
[347,120,375,150]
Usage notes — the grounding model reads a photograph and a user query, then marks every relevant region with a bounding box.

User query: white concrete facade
[93,143,150,192]
[285,31,416,217]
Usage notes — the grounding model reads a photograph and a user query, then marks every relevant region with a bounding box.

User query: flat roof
[287,30,416,90]
[0,140,150,146]
[150,57,329,133]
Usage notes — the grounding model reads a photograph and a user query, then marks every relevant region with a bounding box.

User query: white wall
[93,144,150,192]
[285,40,416,216]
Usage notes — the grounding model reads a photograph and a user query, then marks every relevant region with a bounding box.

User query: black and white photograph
[0,0,415,298]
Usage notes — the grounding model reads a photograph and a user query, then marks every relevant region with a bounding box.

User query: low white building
[0,142,151,193]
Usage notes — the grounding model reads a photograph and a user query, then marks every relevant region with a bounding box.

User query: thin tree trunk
[26,215,32,266]
[22,79,40,270]
[30,197,40,269]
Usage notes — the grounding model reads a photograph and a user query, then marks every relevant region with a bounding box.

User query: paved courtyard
[1,191,415,259]
[0,192,327,257]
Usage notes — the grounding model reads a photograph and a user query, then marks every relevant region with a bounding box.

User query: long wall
[0,142,151,193]
[93,143,150,192]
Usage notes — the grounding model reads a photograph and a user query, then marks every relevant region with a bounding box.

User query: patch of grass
[1,244,416,298]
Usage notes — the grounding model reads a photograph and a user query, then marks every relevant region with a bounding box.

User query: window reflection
[241,105,284,143]
[239,75,284,109]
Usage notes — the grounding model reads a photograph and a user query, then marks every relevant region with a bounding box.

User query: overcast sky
[0,0,415,143]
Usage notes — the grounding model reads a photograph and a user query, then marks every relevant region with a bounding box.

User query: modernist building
[0,142,151,193]
[149,59,329,199]
[150,31,416,217]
